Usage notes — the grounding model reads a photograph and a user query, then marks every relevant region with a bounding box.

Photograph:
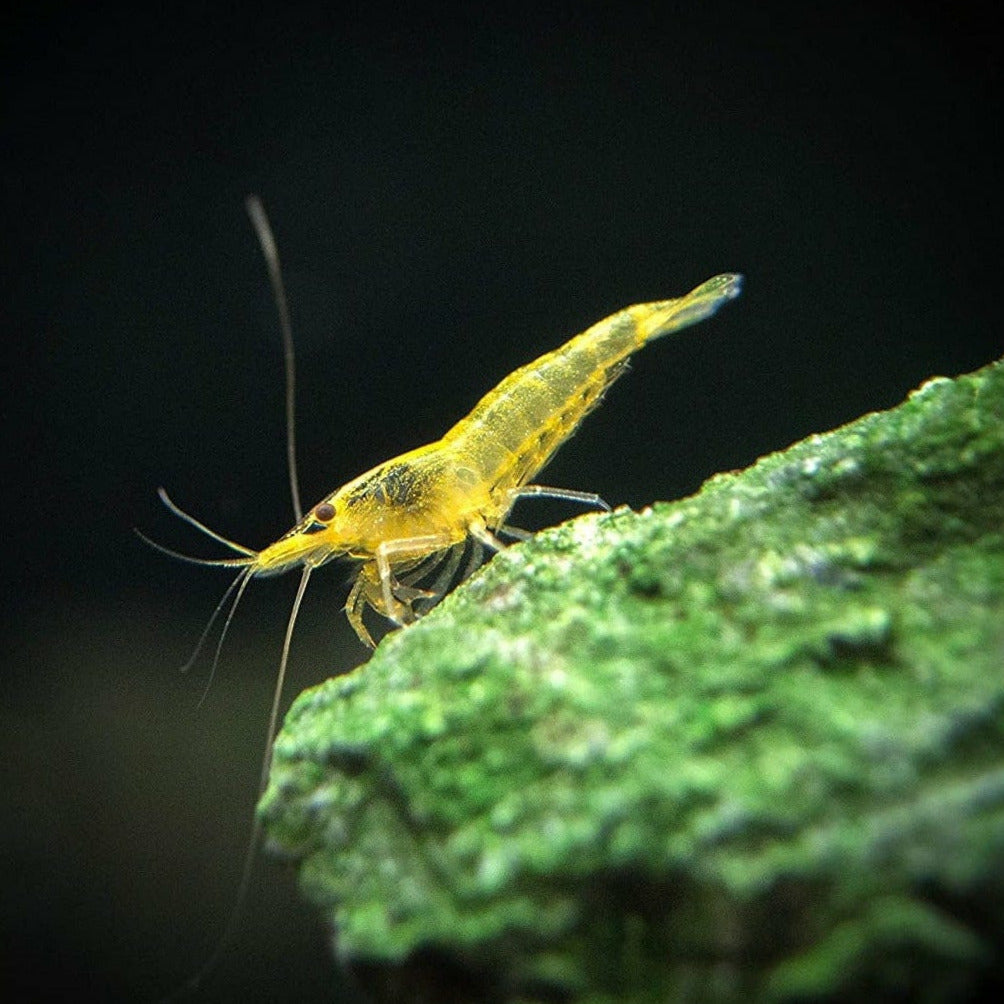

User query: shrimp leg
[515,484,612,510]
[499,525,532,541]
[375,534,459,626]
[467,521,508,554]
[345,576,376,648]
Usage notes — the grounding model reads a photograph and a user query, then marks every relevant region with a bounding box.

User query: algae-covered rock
[260,359,1004,1003]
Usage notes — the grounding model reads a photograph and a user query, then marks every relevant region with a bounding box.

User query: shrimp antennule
[157,487,257,556]
[132,529,256,568]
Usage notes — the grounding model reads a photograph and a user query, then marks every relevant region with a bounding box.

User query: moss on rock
[261,359,1004,1003]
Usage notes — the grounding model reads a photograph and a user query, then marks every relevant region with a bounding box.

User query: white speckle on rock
[910,375,950,398]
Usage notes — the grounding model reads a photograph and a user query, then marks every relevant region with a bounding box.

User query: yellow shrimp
[148,211,742,651]
[144,200,741,994]
[260,270,742,643]
[155,273,742,643]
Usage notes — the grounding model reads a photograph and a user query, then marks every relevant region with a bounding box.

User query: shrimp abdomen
[442,273,742,495]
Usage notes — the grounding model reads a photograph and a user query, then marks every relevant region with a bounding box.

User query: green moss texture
[261,359,1004,1003]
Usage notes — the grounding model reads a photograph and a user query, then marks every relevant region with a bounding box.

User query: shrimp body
[252,272,742,644]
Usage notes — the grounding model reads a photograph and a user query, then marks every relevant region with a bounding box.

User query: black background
[3,3,999,1001]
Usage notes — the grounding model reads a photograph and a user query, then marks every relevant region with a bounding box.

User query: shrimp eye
[315,502,335,522]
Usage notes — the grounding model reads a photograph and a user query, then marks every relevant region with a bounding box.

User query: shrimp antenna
[180,564,248,667]
[195,565,256,707]
[163,565,312,1000]
[245,195,303,524]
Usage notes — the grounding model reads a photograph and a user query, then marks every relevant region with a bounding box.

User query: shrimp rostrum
[149,269,743,650]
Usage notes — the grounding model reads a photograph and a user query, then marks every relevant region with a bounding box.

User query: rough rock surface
[262,358,1004,1003]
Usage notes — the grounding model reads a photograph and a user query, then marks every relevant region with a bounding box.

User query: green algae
[261,359,1004,1003]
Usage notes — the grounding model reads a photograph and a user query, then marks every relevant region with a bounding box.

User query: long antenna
[162,566,313,1001]
[245,195,303,523]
